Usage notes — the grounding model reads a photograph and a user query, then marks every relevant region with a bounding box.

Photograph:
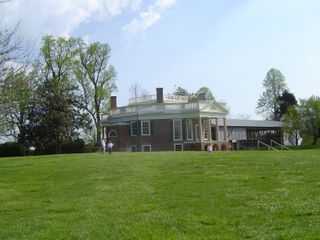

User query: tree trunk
[95,106,102,143]
[312,134,317,145]
[96,124,101,143]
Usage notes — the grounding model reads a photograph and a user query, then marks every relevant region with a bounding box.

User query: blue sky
[1,0,320,119]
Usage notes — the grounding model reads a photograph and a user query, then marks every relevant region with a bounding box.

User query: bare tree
[0,17,36,141]
[129,82,150,100]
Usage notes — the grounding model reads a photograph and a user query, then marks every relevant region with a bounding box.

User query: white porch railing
[128,94,157,105]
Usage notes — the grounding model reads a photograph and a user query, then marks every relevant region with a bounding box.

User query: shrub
[221,143,231,151]
[0,142,26,157]
[84,142,100,153]
[221,143,227,151]
[61,139,86,153]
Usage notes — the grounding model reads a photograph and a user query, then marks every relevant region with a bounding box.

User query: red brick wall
[106,119,175,151]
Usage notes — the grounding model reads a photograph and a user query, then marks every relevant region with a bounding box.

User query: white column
[208,117,212,142]
[224,117,228,141]
[215,118,220,141]
[199,117,202,141]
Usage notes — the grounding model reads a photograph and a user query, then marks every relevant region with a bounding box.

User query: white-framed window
[173,119,182,141]
[131,145,137,152]
[174,143,183,151]
[195,124,200,141]
[186,119,193,140]
[108,130,118,137]
[142,144,151,152]
[131,121,138,136]
[141,121,151,136]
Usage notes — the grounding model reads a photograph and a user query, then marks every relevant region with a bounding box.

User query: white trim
[174,143,183,151]
[173,119,182,141]
[108,130,118,138]
[186,119,193,140]
[141,120,151,136]
[142,144,151,152]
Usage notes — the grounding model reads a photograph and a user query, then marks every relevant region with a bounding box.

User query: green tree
[27,35,89,154]
[278,90,297,120]
[172,86,190,96]
[282,106,302,146]
[298,96,320,145]
[75,39,117,143]
[0,69,34,144]
[256,68,287,120]
[196,87,215,100]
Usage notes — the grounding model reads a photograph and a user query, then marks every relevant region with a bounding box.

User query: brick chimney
[110,96,117,110]
[156,88,163,103]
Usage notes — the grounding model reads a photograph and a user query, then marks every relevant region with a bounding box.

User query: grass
[1,150,320,239]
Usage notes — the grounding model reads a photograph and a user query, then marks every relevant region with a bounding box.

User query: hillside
[1,151,320,239]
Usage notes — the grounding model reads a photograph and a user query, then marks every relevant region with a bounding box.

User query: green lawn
[1,150,320,239]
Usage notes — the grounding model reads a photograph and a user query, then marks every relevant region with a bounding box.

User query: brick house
[100,88,230,151]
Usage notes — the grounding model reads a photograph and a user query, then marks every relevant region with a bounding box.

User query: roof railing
[128,94,188,105]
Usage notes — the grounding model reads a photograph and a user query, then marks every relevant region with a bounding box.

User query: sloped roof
[217,119,283,128]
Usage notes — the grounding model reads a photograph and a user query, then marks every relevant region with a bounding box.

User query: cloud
[105,0,142,17]
[122,9,161,39]
[1,0,175,45]
[307,53,320,64]
[122,0,176,41]
[0,0,143,38]
[155,0,176,10]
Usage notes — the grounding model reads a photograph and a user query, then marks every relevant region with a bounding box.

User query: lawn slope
[1,150,320,239]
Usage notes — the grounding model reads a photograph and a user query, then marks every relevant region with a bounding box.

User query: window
[187,119,193,140]
[141,121,150,136]
[173,119,182,141]
[108,130,117,137]
[142,145,151,152]
[174,143,183,151]
[131,145,137,152]
[131,122,138,136]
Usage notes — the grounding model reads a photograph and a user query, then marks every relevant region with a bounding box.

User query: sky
[1,0,320,119]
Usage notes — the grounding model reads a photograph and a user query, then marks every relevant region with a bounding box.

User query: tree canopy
[282,106,302,146]
[278,90,297,120]
[26,36,89,154]
[75,39,117,143]
[196,87,215,101]
[256,68,287,120]
[298,96,320,145]
[172,86,190,96]
[172,86,215,101]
